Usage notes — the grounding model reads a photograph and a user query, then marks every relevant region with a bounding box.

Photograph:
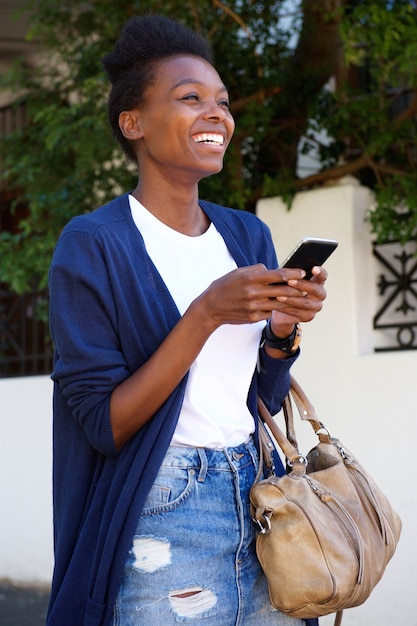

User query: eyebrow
[172,78,228,92]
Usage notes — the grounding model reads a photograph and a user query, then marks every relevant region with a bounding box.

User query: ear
[118,110,143,141]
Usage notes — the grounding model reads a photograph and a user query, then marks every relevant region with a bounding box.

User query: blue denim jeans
[113,438,303,625]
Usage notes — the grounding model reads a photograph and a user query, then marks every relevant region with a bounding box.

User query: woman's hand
[193,263,327,335]
[110,264,327,448]
[269,265,328,337]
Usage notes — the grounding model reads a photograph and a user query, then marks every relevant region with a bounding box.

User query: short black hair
[102,15,214,162]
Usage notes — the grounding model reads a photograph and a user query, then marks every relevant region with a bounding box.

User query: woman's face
[129,55,235,183]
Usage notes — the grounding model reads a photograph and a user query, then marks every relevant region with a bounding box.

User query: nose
[203,100,227,122]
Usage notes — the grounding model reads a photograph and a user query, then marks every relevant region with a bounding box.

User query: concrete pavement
[0,583,49,626]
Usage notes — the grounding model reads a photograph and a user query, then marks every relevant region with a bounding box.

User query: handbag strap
[256,378,344,626]
[288,375,329,434]
[282,393,298,449]
[258,395,308,474]
[257,376,332,471]
[258,396,297,460]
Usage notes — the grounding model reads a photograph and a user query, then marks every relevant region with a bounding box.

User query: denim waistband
[161,437,259,475]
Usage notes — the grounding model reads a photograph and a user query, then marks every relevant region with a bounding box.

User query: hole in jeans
[132,536,171,573]
[169,586,217,618]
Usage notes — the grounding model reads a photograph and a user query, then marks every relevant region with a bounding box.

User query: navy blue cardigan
[47,194,303,625]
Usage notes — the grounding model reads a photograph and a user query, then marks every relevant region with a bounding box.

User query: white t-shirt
[129,195,264,448]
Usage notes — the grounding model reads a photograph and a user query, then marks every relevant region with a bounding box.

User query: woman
[47,15,327,626]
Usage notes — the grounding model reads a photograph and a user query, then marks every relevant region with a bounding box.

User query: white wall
[0,375,53,587]
[1,181,416,625]
[258,180,417,625]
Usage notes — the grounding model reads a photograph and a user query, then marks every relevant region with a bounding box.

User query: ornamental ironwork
[0,288,53,378]
[373,241,417,352]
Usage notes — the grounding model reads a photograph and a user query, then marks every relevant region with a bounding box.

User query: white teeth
[193,133,224,145]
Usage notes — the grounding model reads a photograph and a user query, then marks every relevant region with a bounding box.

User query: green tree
[1,0,417,292]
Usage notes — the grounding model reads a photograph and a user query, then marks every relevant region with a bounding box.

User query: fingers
[310,265,328,283]
[233,264,327,289]
[270,266,328,324]
[200,264,328,329]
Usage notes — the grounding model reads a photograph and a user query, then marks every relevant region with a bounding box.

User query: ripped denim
[113,438,303,626]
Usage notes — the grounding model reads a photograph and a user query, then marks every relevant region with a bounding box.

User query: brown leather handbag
[250,376,402,623]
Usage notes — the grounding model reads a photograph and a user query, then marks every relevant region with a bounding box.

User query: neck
[132,182,210,236]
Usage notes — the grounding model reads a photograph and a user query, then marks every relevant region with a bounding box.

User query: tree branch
[294,154,369,188]
[211,0,254,40]
[367,160,408,178]
[295,153,408,190]
[230,86,281,114]
[393,89,417,126]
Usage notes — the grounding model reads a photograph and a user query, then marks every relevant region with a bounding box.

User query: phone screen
[281,237,338,280]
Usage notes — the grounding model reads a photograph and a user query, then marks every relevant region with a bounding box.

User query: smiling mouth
[192,133,224,146]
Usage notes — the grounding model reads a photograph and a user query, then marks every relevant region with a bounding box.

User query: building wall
[0,181,415,624]
[258,181,416,625]
[0,375,53,586]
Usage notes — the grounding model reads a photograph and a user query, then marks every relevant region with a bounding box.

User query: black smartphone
[279,237,338,280]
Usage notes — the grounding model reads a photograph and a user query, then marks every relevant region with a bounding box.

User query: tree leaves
[1,0,417,292]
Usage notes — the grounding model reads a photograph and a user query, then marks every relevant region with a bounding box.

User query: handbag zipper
[347,465,398,551]
[305,476,364,586]
[333,441,397,550]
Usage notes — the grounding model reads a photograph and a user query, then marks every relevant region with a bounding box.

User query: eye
[181,93,200,101]
[218,98,230,109]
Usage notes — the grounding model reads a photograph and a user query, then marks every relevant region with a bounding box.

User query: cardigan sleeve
[256,348,299,415]
[49,229,128,457]
[254,215,299,414]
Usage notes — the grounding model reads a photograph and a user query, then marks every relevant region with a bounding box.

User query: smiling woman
[46,14,327,626]
[117,54,235,210]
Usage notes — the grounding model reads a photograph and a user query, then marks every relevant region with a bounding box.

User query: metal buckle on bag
[286,454,308,468]
[253,513,272,535]
[315,427,330,436]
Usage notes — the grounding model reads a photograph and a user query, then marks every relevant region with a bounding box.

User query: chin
[204,161,224,176]
[198,168,223,183]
